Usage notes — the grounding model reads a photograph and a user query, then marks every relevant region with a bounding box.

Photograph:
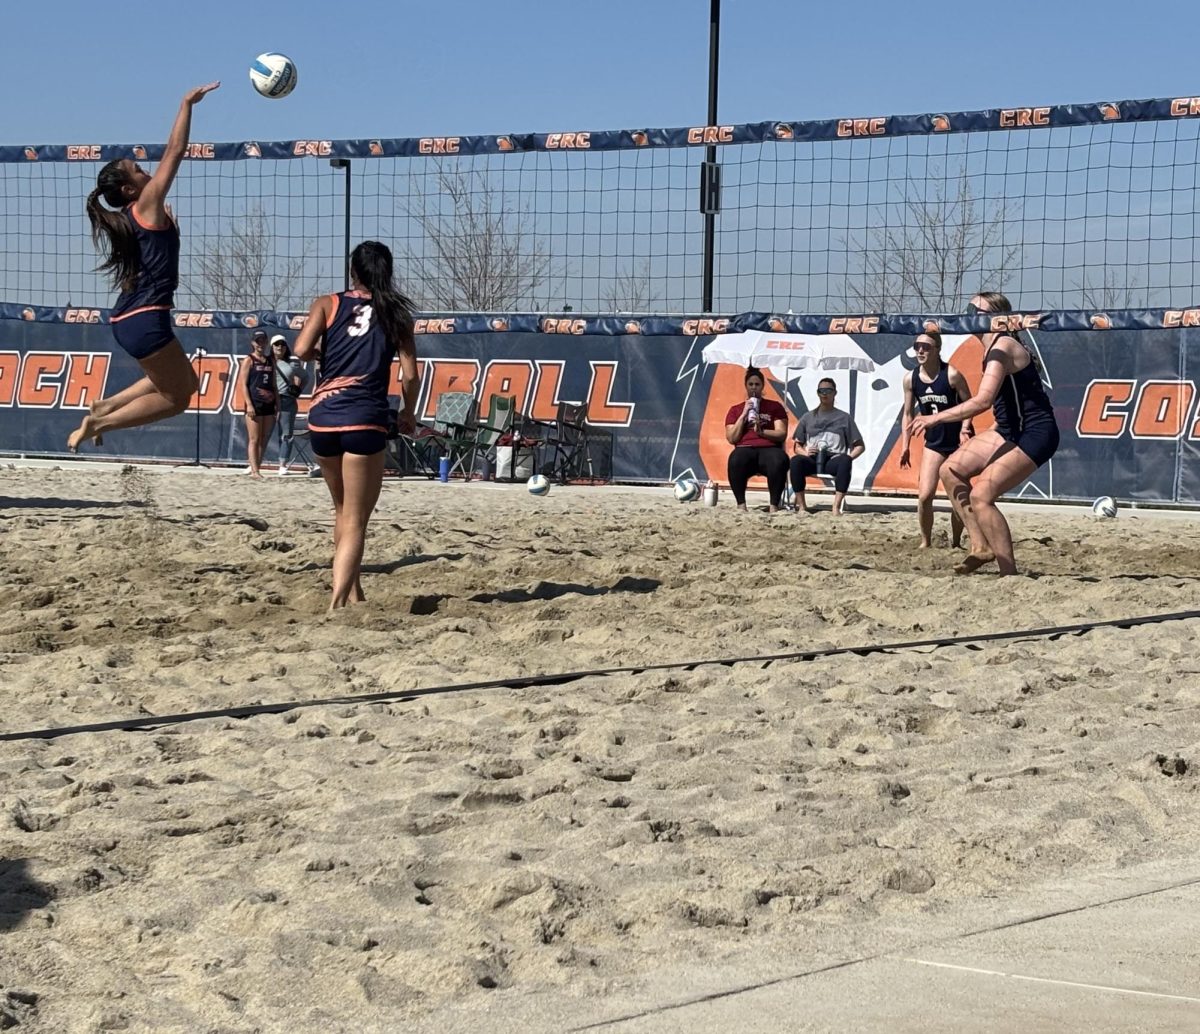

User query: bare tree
[395,164,553,311]
[601,260,657,312]
[1078,268,1144,310]
[842,167,1023,312]
[185,204,314,311]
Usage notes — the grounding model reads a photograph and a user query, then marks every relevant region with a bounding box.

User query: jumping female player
[899,326,974,549]
[910,292,1059,576]
[292,242,419,610]
[70,82,220,452]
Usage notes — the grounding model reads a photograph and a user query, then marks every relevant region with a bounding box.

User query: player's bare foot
[954,551,996,575]
[919,540,932,549]
[67,413,99,453]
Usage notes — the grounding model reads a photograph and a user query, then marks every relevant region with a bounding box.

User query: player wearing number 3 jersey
[293,241,419,610]
[899,327,975,549]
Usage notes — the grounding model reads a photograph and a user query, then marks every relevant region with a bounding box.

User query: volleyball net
[1,92,1199,316]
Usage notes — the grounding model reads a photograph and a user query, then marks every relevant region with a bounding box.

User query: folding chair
[541,402,592,484]
[471,395,517,479]
[430,390,478,479]
[386,401,440,478]
[287,415,320,476]
[496,412,544,482]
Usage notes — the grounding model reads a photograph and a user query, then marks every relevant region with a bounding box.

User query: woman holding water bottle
[724,366,789,512]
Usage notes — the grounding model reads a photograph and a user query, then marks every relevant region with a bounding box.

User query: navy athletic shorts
[309,429,388,457]
[110,308,174,361]
[1002,420,1060,469]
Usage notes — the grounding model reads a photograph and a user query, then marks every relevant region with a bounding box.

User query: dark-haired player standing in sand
[292,241,419,610]
[70,82,219,451]
[910,292,1059,576]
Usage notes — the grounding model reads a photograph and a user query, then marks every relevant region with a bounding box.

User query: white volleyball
[527,474,551,497]
[1091,495,1118,519]
[673,478,700,502]
[249,53,298,99]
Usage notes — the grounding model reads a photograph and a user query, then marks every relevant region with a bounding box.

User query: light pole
[329,158,351,290]
[700,0,721,313]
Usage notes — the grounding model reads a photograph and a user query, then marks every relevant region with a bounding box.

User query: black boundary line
[569,874,1200,1030]
[2,609,1198,743]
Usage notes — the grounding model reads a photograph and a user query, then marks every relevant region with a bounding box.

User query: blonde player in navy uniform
[70,82,220,451]
[292,242,419,610]
[899,327,974,548]
[911,292,1060,576]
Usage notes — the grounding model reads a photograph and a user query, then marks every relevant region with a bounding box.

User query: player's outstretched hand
[184,83,221,106]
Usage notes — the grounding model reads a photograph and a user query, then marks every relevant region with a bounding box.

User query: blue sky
[4,0,1198,144]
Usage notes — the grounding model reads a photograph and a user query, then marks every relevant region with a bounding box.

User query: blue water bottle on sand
[438,456,450,482]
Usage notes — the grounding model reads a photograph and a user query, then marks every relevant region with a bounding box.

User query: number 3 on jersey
[347,304,374,337]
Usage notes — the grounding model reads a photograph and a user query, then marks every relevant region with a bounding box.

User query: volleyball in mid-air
[673,478,700,502]
[527,474,551,497]
[1091,495,1118,519]
[249,53,298,99]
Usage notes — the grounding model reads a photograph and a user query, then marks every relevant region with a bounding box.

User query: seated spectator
[725,366,789,512]
[790,378,865,516]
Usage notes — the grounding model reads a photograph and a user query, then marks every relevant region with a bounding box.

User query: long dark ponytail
[86,159,140,292]
[350,241,414,350]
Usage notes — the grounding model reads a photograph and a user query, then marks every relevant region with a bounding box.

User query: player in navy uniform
[293,242,419,610]
[70,82,220,452]
[240,330,277,479]
[911,292,1060,576]
[899,327,975,549]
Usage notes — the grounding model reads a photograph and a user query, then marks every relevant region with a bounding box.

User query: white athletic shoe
[276,467,289,477]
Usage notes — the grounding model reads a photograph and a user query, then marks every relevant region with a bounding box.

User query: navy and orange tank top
[308,291,396,433]
[913,361,963,453]
[246,356,275,404]
[111,205,180,320]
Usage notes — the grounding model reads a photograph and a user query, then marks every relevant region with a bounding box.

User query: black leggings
[727,446,789,506]
[790,452,853,494]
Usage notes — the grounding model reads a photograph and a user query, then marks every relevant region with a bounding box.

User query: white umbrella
[701,330,876,373]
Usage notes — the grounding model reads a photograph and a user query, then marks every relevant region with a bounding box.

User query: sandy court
[1,463,1199,1032]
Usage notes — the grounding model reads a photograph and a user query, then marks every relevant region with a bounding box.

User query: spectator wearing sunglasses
[910,292,1059,575]
[899,327,975,548]
[790,378,865,516]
